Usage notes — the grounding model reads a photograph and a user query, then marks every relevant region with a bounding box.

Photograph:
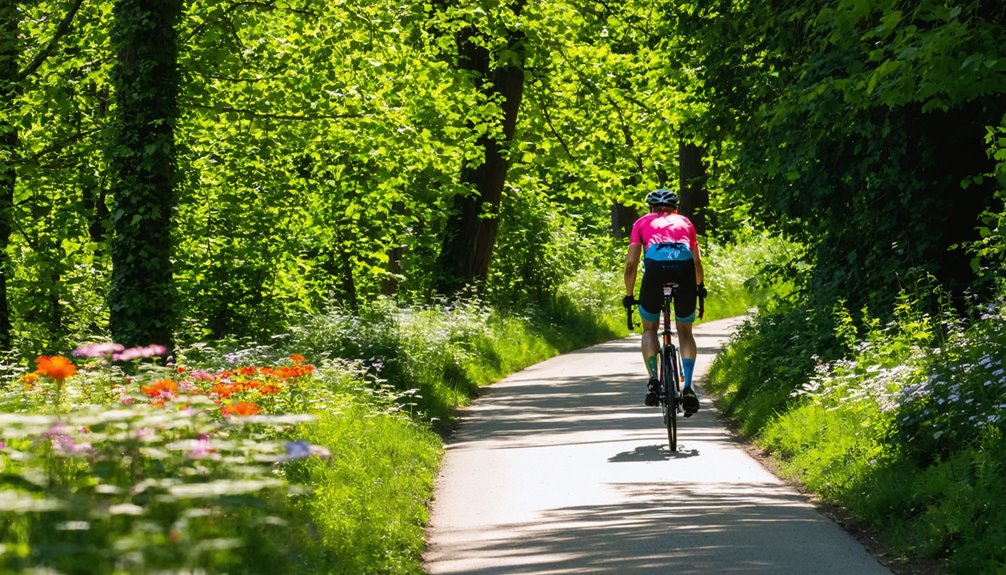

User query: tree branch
[14,126,103,167]
[530,86,577,163]
[19,0,85,81]
[548,41,648,171]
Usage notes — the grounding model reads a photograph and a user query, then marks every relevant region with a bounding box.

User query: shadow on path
[425,316,889,575]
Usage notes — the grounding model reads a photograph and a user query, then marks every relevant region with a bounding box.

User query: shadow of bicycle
[608,444,700,462]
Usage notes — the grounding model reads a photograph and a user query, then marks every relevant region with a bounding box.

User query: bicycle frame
[659,283,682,451]
[626,280,703,453]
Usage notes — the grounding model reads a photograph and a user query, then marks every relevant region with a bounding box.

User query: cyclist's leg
[638,260,667,379]
[638,261,667,406]
[640,317,660,406]
[670,259,698,386]
[675,321,697,384]
[671,260,700,414]
[641,317,660,377]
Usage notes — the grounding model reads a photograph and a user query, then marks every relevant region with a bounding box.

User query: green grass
[706,292,1006,573]
[0,232,812,574]
[286,399,442,574]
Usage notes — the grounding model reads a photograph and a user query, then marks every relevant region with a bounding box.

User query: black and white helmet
[645,189,678,207]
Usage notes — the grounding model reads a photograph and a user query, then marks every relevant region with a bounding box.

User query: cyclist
[622,189,705,415]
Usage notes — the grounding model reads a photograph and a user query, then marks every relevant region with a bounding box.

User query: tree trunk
[381,245,404,296]
[0,3,18,350]
[678,140,709,235]
[610,202,638,238]
[108,0,182,352]
[435,2,527,294]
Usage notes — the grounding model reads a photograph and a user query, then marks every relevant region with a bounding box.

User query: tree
[677,140,708,235]
[671,0,1006,310]
[107,0,183,351]
[435,1,528,294]
[0,3,18,350]
[1,1,89,352]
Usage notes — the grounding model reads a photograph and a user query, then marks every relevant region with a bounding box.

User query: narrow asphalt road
[424,316,891,575]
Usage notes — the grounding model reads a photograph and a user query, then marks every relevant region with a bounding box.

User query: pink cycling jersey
[630,212,699,256]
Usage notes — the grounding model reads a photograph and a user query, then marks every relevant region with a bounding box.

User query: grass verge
[705,295,1006,574]
[0,231,795,574]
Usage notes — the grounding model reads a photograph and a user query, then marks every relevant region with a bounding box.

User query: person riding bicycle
[622,189,705,415]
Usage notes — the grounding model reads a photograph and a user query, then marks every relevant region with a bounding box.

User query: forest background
[0,0,1004,573]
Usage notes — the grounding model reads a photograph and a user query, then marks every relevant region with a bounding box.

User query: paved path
[424,316,891,574]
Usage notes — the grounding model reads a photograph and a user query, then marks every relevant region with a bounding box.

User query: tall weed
[701,228,807,319]
[705,298,841,435]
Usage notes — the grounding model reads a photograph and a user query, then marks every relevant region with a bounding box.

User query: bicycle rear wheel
[662,346,679,452]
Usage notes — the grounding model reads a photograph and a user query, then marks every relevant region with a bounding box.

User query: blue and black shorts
[639,242,697,324]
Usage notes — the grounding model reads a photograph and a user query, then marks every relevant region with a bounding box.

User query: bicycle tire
[662,345,679,452]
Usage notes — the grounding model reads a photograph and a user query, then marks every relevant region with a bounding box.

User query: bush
[705,298,842,435]
[710,290,1006,573]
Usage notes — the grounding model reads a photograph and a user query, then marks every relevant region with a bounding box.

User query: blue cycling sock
[682,358,695,389]
[646,356,658,379]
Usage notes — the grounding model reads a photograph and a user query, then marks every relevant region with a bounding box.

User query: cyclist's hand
[697,283,708,299]
[622,295,636,310]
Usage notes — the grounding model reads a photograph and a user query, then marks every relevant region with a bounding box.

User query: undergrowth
[0,231,795,574]
[0,265,624,574]
[706,292,1006,573]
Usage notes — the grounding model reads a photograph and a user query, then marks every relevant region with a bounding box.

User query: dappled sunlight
[428,482,878,575]
[427,317,889,574]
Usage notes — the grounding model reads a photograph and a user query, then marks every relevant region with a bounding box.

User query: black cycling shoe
[682,387,700,416]
[644,378,659,407]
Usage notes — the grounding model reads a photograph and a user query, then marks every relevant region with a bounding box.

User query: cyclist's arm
[624,243,642,297]
[694,249,704,285]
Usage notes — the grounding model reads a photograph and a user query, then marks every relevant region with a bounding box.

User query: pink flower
[73,342,126,358]
[187,436,215,459]
[44,422,93,456]
[112,344,168,362]
[186,434,216,459]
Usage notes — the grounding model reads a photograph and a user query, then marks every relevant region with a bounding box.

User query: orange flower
[269,364,314,379]
[35,356,77,380]
[221,402,261,417]
[212,383,238,398]
[141,379,179,399]
[290,354,306,364]
[21,371,41,390]
[258,384,282,395]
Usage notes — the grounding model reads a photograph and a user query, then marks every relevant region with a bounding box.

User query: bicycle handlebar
[625,290,707,329]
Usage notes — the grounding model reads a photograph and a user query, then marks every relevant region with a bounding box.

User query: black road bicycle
[626,283,704,452]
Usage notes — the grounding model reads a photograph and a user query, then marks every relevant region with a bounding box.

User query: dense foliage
[2,0,1006,572]
[2,0,714,356]
[666,0,1005,311]
[696,2,1006,572]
